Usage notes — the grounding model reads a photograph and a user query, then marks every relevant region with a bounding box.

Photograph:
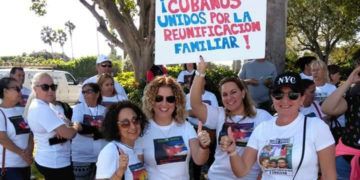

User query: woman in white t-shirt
[177,63,196,92]
[310,60,336,103]
[136,76,211,180]
[190,56,272,180]
[220,72,336,180]
[96,101,149,179]
[25,72,80,180]
[0,77,33,179]
[71,83,107,180]
[97,73,127,108]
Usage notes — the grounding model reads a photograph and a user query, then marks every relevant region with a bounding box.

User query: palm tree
[56,29,67,57]
[65,21,75,59]
[40,26,57,54]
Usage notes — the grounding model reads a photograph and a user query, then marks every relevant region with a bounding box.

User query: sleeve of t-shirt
[96,143,119,179]
[177,71,185,83]
[204,104,223,129]
[39,107,65,133]
[115,82,128,99]
[185,121,197,140]
[71,104,83,123]
[0,110,6,131]
[247,122,265,150]
[209,93,219,107]
[185,94,191,111]
[311,118,335,151]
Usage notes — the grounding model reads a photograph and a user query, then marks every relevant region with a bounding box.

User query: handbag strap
[312,102,323,119]
[293,116,307,180]
[0,109,7,175]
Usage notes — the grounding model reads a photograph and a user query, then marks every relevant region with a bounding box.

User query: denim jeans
[336,156,351,180]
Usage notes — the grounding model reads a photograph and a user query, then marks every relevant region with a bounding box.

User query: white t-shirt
[79,75,127,103]
[185,91,219,126]
[299,73,313,80]
[247,113,335,180]
[177,70,195,84]
[314,83,336,103]
[101,94,127,108]
[18,87,31,107]
[135,120,197,180]
[27,98,71,168]
[96,141,148,179]
[0,107,30,167]
[300,101,325,120]
[205,105,272,180]
[71,103,108,163]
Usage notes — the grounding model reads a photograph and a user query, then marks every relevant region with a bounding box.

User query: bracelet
[228,150,237,157]
[195,70,206,77]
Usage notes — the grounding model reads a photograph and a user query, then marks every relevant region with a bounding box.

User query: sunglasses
[117,117,140,128]
[100,64,112,68]
[155,95,176,103]
[82,89,95,95]
[36,84,58,91]
[271,91,300,100]
[7,86,21,93]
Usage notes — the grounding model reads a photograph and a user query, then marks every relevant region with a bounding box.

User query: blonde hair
[142,76,186,123]
[97,73,116,96]
[311,60,330,82]
[24,72,53,118]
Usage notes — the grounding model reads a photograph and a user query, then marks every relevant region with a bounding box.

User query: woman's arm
[190,122,210,165]
[55,124,78,139]
[190,56,208,123]
[317,145,336,180]
[0,132,32,164]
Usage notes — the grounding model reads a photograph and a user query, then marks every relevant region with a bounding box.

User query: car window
[65,73,77,85]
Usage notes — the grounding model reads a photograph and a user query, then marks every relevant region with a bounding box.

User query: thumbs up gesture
[220,126,237,155]
[118,148,129,172]
[197,121,211,149]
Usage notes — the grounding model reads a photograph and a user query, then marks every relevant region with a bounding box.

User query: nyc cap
[273,72,303,93]
[96,55,111,64]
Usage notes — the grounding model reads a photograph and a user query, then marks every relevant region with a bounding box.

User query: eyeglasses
[82,89,95,95]
[6,86,21,92]
[100,64,112,68]
[36,84,57,91]
[155,95,176,103]
[271,91,300,100]
[117,117,140,128]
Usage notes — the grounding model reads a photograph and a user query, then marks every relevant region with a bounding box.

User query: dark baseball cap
[272,72,303,94]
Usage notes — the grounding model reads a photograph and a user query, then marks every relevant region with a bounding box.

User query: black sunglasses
[7,86,21,93]
[117,117,140,128]
[271,91,300,100]
[36,84,58,91]
[155,95,176,103]
[100,64,112,68]
[82,89,95,95]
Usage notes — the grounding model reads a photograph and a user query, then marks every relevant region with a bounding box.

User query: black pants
[35,161,75,180]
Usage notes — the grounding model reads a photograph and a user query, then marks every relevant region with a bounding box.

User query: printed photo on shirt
[219,122,254,147]
[83,114,104,128]
[154,136,187,165]
[9,115,30,135]
[129,162,148,180]
[259,138,294,176]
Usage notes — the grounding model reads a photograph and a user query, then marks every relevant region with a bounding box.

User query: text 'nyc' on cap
[273,72,303,93]
[96,55,111,64]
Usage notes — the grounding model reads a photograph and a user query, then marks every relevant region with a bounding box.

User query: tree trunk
[266,0,287,73]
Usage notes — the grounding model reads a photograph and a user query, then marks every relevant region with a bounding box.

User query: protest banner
[155,0,267,65]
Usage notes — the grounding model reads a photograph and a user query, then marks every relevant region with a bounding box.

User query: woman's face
[117,108,141,145]
[82,86,99,106]
[311,66,326,81]
[4,80,21,104]
[330,72,341,84]
[186,63,194,71]
[272,87,304,116]
[34,75,56,103]
[101,78,115,96]
[303,84,316,107]
[221,82,245,113]
[153,86,176,120]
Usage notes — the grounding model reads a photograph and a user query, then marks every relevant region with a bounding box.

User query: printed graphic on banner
[83,114,104,128]
[154,136,188,165]
[129,162,148,180]
[9,115,30,135]
[259,138,294,176]
[219,122,254,147]
[155,0,267,64]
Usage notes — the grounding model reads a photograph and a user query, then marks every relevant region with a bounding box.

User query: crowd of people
[0,52,359,180]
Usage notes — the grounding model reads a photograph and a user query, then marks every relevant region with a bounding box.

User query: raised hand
[220,126,236,155]
[197,121,211,149]
[347,66,360,84]
[118,148,129,172]
[198,55,207,74]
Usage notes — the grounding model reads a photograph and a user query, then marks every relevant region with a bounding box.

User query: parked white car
[0,68,81,104]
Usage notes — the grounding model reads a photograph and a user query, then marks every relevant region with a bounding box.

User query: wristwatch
[195,70,206,77]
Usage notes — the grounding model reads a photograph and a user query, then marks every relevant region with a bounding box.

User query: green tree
[65,20,76,59]
[40,26,57,54]
[288,0,360,63]
[56,29,67,56]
